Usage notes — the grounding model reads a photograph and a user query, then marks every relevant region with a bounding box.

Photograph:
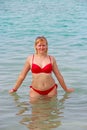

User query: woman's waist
[31,74,55,90]
[32,73,54,81]
[31,80,55,91]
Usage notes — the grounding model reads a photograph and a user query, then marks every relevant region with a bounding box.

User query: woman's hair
[34,36,48,54]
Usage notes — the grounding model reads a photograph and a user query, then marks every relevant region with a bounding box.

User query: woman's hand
[9,88,17,93]
[66,88,74,93]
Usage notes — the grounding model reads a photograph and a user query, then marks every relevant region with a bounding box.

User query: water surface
[0,0,87,130]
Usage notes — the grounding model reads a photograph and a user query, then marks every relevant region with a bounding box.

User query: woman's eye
[38,45,41,47]
[42,45,46,47]
[38,45,46,47]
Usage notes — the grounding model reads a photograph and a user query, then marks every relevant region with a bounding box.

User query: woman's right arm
[9,56,31,93]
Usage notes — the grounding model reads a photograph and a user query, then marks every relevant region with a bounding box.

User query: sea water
[0,0,87,130]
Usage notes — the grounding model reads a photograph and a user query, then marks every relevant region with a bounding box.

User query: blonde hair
[34,36,48,54]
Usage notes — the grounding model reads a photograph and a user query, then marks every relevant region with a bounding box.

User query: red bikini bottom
[30,84,57,95]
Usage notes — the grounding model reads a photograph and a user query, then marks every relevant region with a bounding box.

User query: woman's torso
[30,54,55,90]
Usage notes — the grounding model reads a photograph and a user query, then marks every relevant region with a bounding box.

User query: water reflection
[11,93,70,130]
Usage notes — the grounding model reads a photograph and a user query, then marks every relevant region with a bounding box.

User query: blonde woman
[9,36,74,98]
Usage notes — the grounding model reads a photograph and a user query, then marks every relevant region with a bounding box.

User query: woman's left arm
[52,57,74,93]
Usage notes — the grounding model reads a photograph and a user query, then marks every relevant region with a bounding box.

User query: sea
[0,0,87,130]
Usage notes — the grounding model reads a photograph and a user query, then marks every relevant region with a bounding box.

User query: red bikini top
[31,55,52,74]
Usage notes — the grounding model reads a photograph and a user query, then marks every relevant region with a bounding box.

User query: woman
[9,36,74,98]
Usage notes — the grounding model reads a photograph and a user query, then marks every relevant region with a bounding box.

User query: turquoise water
[0,0,87,130]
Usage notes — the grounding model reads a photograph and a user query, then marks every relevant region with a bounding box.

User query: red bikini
[30,55,57,95]
[31,55,52,74]
[30,84,57,95]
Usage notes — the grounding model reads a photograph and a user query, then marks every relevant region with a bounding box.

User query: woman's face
[35,41,48,54]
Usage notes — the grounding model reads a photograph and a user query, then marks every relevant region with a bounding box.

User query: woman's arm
[9,56,31,93]
[52,57,74,92]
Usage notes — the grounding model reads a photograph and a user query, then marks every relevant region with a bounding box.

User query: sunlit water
[0,0,87,130]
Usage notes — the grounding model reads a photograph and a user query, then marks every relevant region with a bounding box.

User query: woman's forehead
[36,40,47,45]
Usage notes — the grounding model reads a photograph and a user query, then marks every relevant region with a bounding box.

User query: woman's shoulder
[49,55,56,64]
[26,54,34,63]
[27,54,34,59]
[49,55,55,60]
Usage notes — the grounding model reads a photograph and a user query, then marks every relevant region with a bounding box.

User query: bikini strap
[49,56,52,63]
[32,54,34,64]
